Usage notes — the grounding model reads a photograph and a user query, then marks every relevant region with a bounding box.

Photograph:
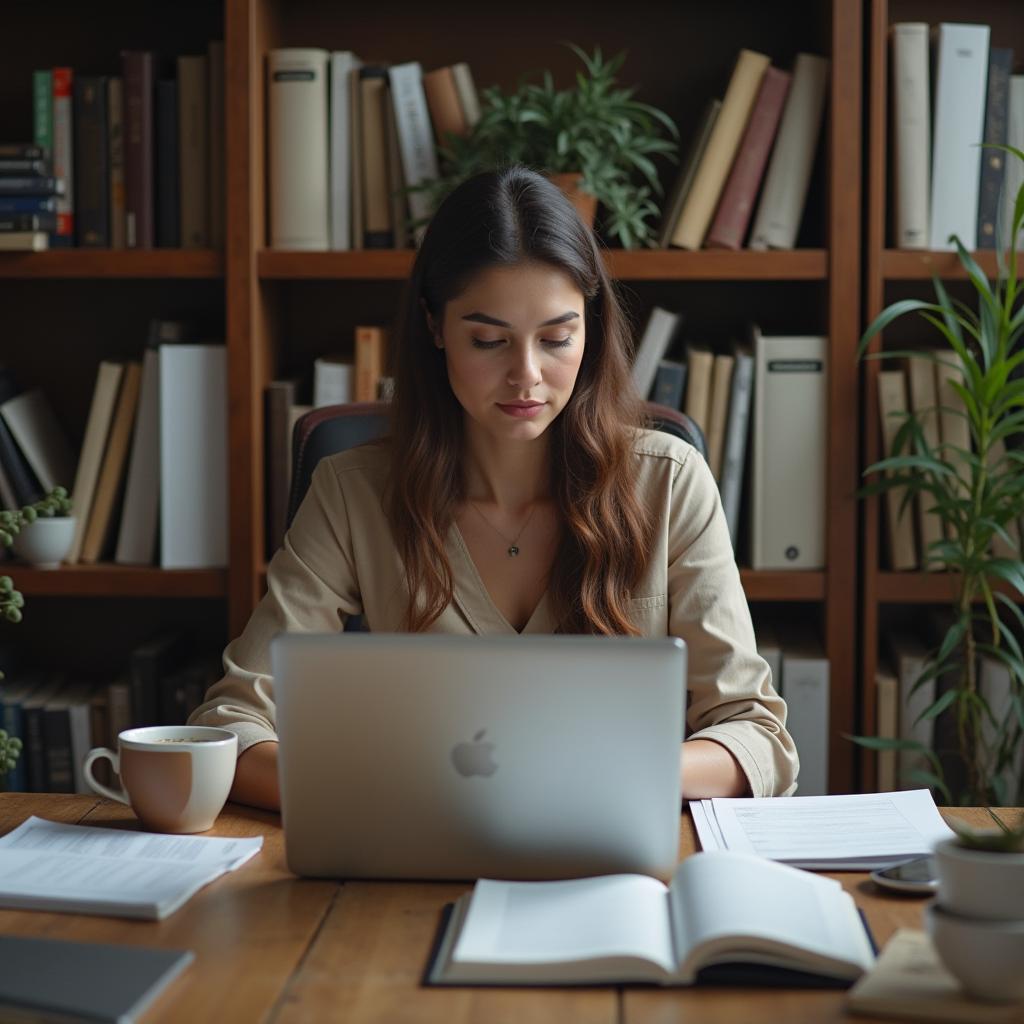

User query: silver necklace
[468,500,538,557]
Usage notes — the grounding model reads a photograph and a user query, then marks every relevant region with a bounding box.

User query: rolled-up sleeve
[667,447,799,797]
[187,459,363,756]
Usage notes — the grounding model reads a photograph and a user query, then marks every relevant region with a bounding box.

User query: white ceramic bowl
[11,516,76,569]
[926,902,1024,1002]
[934,837,1024,920]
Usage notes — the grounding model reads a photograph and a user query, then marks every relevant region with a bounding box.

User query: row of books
[268,49,479,250]
[263,325,393,557]
[1,49,225,253]
[0,142,63,252]
[755,623,830,796]
[876,352,1021,570]
[0,321,228,570]
[891,22,1024,251]
[0,631,218,794]
[632,309,827,571]
[657,49,828,251]
[876,620,1022,796]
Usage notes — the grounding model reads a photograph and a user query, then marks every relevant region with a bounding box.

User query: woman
[188,165,798,809]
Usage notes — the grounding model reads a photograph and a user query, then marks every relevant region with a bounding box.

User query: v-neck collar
[447,521,554,635]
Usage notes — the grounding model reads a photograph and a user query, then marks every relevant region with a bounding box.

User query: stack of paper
[691,790,954,869]
[0,816,262,919]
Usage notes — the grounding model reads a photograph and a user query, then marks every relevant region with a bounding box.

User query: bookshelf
[861,0,1024,789]
[1,0,863,792]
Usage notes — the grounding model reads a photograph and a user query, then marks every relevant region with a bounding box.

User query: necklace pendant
[508,545,519,557]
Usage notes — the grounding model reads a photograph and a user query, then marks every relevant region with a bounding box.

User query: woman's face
[431,262,587,444]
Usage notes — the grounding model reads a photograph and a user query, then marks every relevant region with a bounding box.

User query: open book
[427,850,876,987]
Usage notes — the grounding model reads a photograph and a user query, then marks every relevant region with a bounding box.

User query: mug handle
[82,747,130,805]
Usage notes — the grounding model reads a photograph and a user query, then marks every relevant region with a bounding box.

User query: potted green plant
[408,43,680,249]
[856,146,1024,807]
[0,486,73,785]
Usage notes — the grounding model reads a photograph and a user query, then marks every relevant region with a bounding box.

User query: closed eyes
[471,336,574,350]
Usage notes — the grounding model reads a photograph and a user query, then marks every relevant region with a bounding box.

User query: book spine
[0,158,51,175]
[706,354,735,479]
[890,24,931,249]
[355,326,385,401]
[748,53,830,251]
[122,50,155,249]
[877,370,917,570]
[388,62,440,243]
[0,232,48,252]
[42,706,74,793]
[51,68,74,247]
[719,348,754,546]
[108,77,127,249]
[651,361,686,410]
[32,71,53,156]
[781,649,830,795]
[208,40,226,250]
[0,176,64,196]
[450,62,481,128]
[706,67,791,250]
[977,48,1013,249]
[267,48,330,250]
[178,55,209,248]
[385,81,410,249]
[929,23,990,252]
[0,213,57,232]
[23,701,49,792]
[750,334,828,569]
[660,99,722,248]
[155,79,181,248]
[683,348,714,438]
[73,76,110,247]
[359,67,394,248]
[0,196,57,214]
[671,49,770,250]
[107,679,133,741]
[1003,77,1024,253]
[875,667,898,792]
[329,51,355,251]
[264,379,297,558]
[631,307,679,400]
[422,66,469,144]
[905,355,944,566]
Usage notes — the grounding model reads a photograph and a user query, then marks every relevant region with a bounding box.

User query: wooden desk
[0,795,1020,1024]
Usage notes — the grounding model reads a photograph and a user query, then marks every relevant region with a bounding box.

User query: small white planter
[934,836,1024,920]
[11,516,76,569]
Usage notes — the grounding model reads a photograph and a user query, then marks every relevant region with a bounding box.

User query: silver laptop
[271,634,686,881]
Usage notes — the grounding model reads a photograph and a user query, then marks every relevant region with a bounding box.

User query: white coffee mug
[83,725,238,834]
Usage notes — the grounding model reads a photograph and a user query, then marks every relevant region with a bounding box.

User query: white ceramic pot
[11,516,76,569]
[934,836,1024,920]
[925,902,1024,1002]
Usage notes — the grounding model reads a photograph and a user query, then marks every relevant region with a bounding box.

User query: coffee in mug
[83,725,238,834]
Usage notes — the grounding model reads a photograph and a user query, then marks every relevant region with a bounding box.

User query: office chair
[285,400,706,633]
[287,400,706,528]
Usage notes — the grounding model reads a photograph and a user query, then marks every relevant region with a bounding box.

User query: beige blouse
[188,428,799,797]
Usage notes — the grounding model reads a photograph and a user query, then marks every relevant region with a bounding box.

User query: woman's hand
[230,741,281,811]
[680,739,750,799]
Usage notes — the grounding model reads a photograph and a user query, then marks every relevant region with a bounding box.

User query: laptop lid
[271,633,686,881]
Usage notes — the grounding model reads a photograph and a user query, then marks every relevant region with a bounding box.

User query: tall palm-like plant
[857,146,1024,806]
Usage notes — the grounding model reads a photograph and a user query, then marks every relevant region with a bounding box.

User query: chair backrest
[287,401,706,528]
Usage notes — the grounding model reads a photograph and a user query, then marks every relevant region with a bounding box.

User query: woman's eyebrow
[461,311,580,328]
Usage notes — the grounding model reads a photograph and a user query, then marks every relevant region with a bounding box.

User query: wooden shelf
[881,249,1019,280]
[258,249,829,281]
[10,565,227,598]
[740,570,826,601]
[876,572,1019,605]
[0,250,224,279]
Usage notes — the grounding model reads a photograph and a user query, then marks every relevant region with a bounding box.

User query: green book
[32,70,53,155]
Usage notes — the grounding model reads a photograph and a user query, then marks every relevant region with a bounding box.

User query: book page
[453,874,676,975]
[668,851,875,980]
[710,790,953,867]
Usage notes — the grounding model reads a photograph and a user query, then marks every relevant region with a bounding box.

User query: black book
[156,78,181,248]
[74,75,111,247]
[0,368,44,507]
[0,176,65,197]
[0,144,45,160]
[19,677,62,793]
[129,631,189,727]
[977,48,1014,250]
[0,212,57,232]
[0,158,51,177]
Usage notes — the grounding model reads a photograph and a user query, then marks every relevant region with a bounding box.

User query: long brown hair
[386,165,655,633]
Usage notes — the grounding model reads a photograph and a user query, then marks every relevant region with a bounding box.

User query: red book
[121,50,155,249]
[51,68,74,246]
[705,67,791,250]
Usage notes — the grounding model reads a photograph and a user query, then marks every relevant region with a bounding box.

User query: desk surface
[0,795,1020,1024]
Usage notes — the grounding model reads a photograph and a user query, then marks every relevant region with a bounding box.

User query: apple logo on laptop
[451,729,498,777]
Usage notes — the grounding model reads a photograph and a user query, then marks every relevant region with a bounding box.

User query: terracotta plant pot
[549,172,598,227]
